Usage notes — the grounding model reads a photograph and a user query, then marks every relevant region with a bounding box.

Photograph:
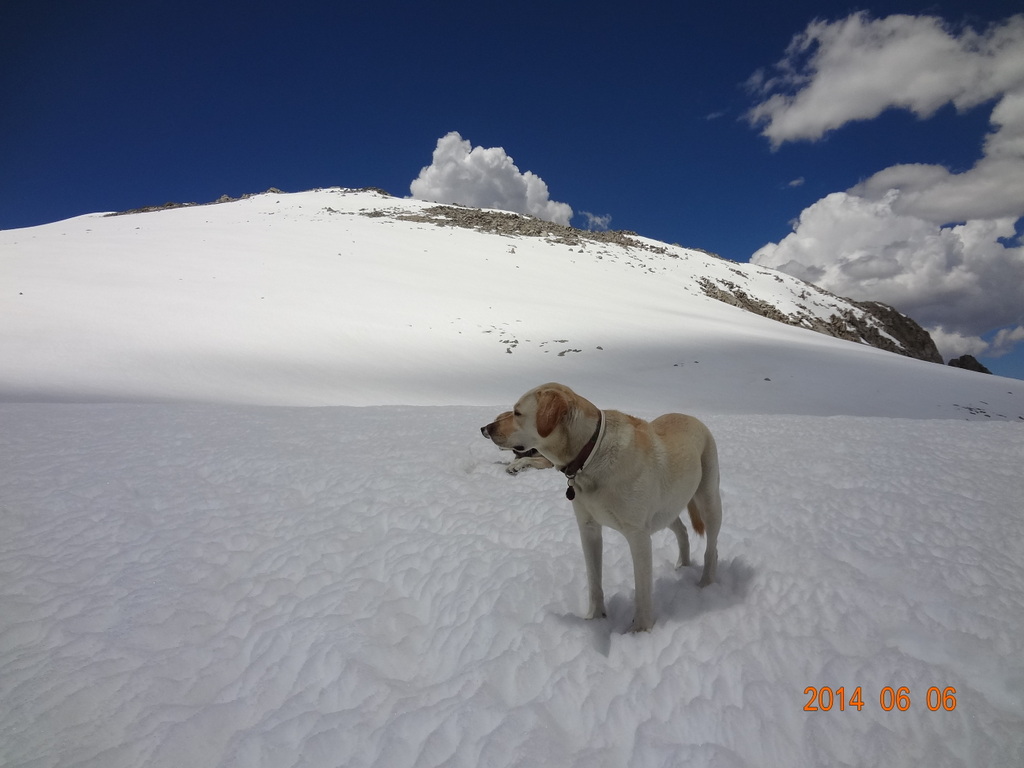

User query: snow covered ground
[2,189,1023,766]
[3,405,1022,767]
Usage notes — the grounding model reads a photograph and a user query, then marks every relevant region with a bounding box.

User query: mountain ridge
[105,187,944,365]
[2,187,1020,417]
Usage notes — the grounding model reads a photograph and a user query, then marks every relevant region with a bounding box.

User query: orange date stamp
[804,686,957,712]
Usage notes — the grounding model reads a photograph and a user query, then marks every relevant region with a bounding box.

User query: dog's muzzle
[481,422,529,454]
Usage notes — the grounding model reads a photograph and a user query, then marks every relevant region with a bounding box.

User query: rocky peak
[948,354,992,374]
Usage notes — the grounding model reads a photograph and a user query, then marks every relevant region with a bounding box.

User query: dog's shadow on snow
[558,557,756,656]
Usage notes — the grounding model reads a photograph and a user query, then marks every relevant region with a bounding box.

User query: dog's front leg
[574,510,606,620]
[625,529,654,632]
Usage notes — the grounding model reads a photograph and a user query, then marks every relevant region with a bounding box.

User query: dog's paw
[627,618,653,633]
[506,458,536,475]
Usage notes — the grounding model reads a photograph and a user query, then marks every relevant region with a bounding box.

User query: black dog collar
[561,413,605,500]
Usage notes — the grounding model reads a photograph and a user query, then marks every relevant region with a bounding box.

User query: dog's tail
[687,499,706,537]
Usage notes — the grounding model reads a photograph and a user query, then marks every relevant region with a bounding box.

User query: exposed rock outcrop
[948,354,992,374]
[851,301,943,363]
[391,203,682,256]
[105,188,284,217]
[381,202,944,364]
[698,280,942,364]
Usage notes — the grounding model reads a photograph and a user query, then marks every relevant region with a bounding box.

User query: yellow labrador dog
[481,383,722,632]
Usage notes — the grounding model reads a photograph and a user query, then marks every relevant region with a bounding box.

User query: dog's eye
[513,410,522,417]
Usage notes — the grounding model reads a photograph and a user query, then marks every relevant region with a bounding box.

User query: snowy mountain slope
[2,187,1020,417]
[1,404,1021,768]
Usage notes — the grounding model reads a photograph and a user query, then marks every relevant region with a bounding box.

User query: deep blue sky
[3,0,1022,377]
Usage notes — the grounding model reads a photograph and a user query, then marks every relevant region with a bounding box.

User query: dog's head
[480,383,596,463]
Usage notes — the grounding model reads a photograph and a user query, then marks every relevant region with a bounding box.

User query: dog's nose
[480,425,491,438]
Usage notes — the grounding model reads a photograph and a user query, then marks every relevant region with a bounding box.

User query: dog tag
[566,484,575,501]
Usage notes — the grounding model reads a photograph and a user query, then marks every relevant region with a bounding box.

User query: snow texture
[2,406,1022,767]
[1,189,1023,766]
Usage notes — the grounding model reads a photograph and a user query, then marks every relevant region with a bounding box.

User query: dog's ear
[535,389,569,438]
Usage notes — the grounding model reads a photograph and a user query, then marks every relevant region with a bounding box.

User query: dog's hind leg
[695,491,721,587]
[669,517,690,568]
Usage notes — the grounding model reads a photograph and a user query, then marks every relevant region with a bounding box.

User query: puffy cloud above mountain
[752,192,1024,357]
[746,13,1024,146]
[748,13,1024,360]
[410,132,573,225]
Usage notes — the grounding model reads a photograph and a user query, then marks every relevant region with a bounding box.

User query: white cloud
[581,211,612,231]
[990,325,1024,357]
[928,327,991,359]
[849,158,1024,223]
[409,132,573,225]
[746,12,1024,146]
[929,324,1024,360]
[752,192,1024,360]
[748,13,1024,360]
